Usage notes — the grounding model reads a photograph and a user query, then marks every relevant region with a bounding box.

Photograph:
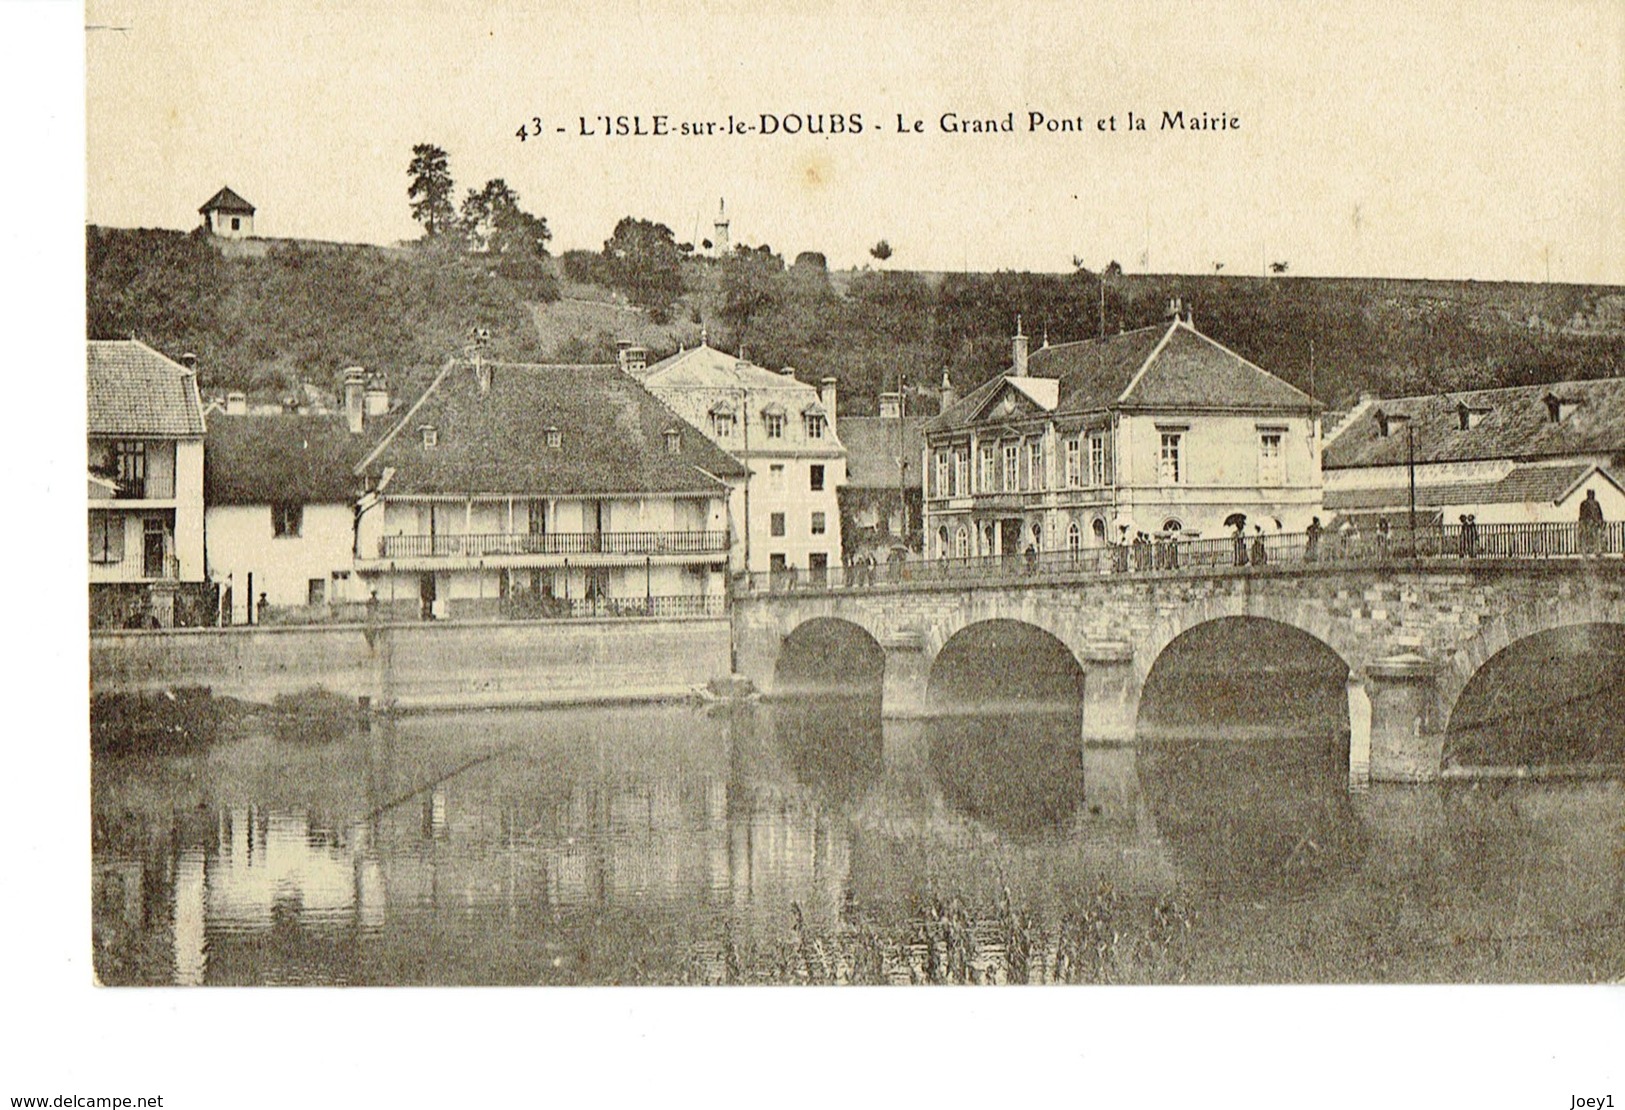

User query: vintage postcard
[31,0,1625,1101]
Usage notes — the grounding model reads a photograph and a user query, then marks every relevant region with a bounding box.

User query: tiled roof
[206,414,373,505]
[1324,463,1609,512]
[358,361,750,497]
[87,340,206,437]
[1118,324,1318,412]
[927,320,1314,434]
[199,186,255,215]
[641,343,812,392]
[840,417,927,489]
[1323,377,1625,469]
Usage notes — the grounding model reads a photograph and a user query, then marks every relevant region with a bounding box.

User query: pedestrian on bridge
[1305,517,1323,563]
[1580,489,1606,555]
[1232,520,1248,567]
[1250,526,1268,567]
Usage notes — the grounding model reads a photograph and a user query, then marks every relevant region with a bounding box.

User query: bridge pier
[880,637,931,718]
[1364,654,1444,783]
[1080,640,1138,744]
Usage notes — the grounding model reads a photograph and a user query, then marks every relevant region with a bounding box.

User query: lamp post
[1387,413,1418,556]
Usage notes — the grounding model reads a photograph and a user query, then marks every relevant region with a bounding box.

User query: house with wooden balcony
[87,339,206,627]
[921,306,1323,563]
[352,358,748,619]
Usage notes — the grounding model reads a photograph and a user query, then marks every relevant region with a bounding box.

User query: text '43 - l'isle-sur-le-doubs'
[530,110,1240,139]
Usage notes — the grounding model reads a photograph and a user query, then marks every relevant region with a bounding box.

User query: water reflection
[90,699,1625,985]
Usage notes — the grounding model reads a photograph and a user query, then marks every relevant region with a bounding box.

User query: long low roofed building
[1323,377,1625,528]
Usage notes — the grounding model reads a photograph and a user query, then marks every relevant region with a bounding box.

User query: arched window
[1091,517,1106,543]
[1067,521,1081,556]
[954,526,969,559]
[1031,521,1043,547]
[1162,518,1183,534]
[936,526,949,560]
[981,523,994,556]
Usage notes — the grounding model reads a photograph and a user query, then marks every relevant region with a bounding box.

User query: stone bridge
[731,559,1625,782]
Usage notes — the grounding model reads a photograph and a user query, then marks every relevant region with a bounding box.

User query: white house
[352,358,748,619]
[88,340,206,627]
[922,308,1323,561]
[1322,378,1625,528]
[634,340,847,581]
[199,186,256,239]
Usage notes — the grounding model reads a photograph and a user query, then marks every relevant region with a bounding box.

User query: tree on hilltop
[870,239,893,264]
[407,144,456,239]
[600,217,685,315]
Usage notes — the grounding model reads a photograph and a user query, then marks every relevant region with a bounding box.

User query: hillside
[88,225,1625,415]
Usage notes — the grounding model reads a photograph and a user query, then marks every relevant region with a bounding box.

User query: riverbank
[89,615,734,712]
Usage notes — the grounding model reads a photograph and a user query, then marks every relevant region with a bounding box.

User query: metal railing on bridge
[740,520,1625,595]
[378,529,729,560]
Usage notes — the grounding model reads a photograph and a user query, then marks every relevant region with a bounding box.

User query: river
[91,699,1625,985]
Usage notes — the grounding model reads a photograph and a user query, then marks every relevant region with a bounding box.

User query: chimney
[879,391,901,419]
[1165,297,1184,322]
[225,390,247,416]
[364,375,389,416]
[940,367,958,411]
[1012,316,1029,374]
[342,367,367,434]
[820,376,838,435]
[180,352,198,374]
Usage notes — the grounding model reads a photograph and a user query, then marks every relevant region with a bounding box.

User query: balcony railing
[741,520,1625,595]
[376,529,729,560]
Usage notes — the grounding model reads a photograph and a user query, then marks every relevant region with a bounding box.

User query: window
[308,579,326,606]
[545,427,562,449]
[88,513,124,564]
[955,526,969,558]
[1067,521,1081,555]
[1029,441,1045,491]
[1158,432,1183,484]
[769,553,787,572]
[935,451,950,498]
[954,450,969,496]
[114,441,146,499]
[979,445,995,492]
[764,412,785,439]
[770,512,786,537]
[804,413,826,439]
[1089,433,1107,487]
[936,527,949,559]
[664,430,682,453]
[1091,517,1106,542]
[231,217,241,231]
[811,511,826,535]
[1162,519,1183,534]
[272,503,304,537]
[809,464,825,491]
[1003,444,1019,492]
[419,425,437,449]
[1065,438,1081,488]
[769,464,786,493]
[1258,430,1284,486]
[711,411,737,438]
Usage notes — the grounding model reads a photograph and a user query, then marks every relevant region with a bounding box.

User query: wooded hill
[89,225,1625,415]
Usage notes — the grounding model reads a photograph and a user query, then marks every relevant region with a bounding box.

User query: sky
[85,0,1625,284]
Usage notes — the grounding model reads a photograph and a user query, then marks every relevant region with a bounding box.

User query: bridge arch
[1444,621,1625,770]
[926,618,1085,715]
[1137,615,1353,737]
[773,617,886,698]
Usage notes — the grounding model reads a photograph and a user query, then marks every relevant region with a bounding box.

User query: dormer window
[762,404,786,439]
[664,429,682,453]
[1456,403,1488,430]
[545,426,562,449]
[419,425,438,449]
[803,405,827,440]
[708,403,737,439]
[1375,410,1389,437]
[1544,393,1579,422]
